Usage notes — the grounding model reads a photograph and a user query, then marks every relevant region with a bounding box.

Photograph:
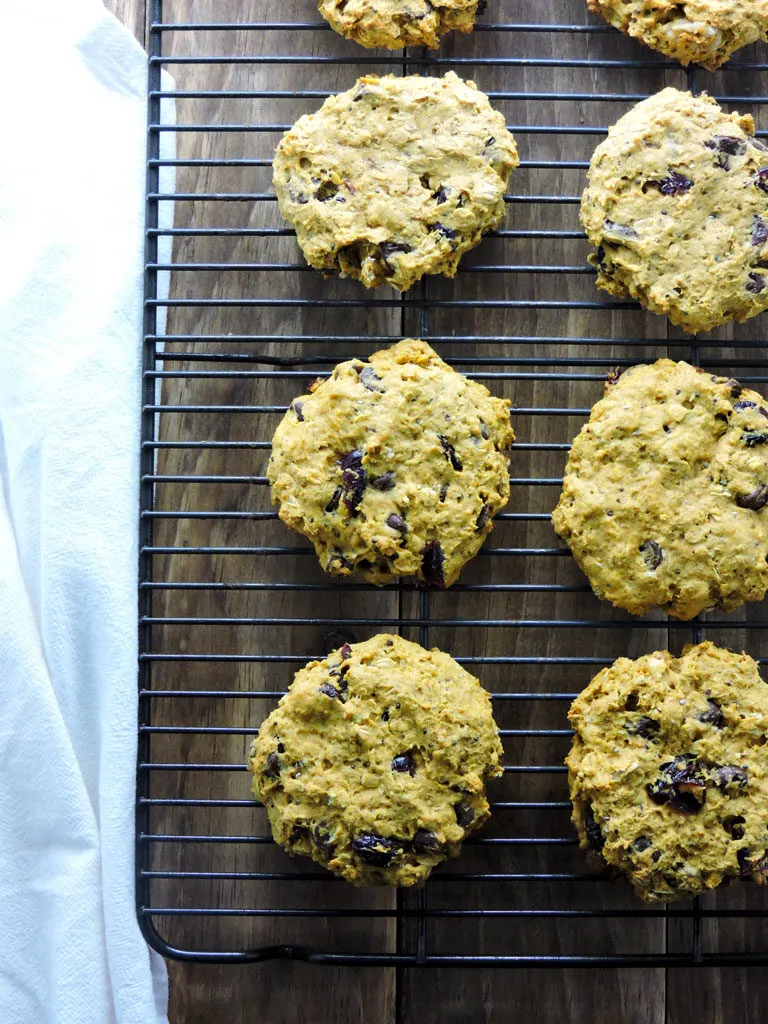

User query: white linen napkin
[0,2,170,1021]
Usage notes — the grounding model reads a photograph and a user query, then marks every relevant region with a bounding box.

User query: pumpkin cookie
[273,72,519,292]
[319,0,485,50]
[552,360,768,620]
[582,88,768,334]
[568,642,768,903]
[268,339,514,587]
[587,0,768,71]
[249,634,503,886]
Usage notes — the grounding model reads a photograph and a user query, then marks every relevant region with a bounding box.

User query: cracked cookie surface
[318,0,484,50]
[568,642,768,902]
[273,72,519,292]
[552,360,768,619]
[587,0,768,71]
[582,88,768,334]
[268,338,514,587]
[249,633,503,886]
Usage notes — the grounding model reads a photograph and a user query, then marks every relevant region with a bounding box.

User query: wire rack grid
[138,0,768,966]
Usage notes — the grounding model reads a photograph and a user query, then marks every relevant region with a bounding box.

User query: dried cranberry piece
[340,449,367,513]
[713,765,748,790]
[318,682,341,700]
[293,400,304,421]
[371,471,395,491]
[412,829,443,854]
[639,539,663,570]
[755,168,768,193]
[386,513,408,534]
[438,435,462,471]
[723,815,746,840]
[392,750,416,775]
[340,643,352,660]
[646,756,706,814]
[736,485,768,510]
[454,802,475,828]
[475,504,490,531]
[351,833,404,867]
[421,541,445,588]
[753,216,768,247]
[584,805,605,851]
[698,699,725,727]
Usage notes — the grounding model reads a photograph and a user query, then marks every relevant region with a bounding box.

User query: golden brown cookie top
[568,642,768,902]
[588,0,768,71]
[582,88,768,334]
[552,359,768,619]
[249,633,503,886]
[273,72,519,291]
[319,0,483,50]
[269,339,514,587]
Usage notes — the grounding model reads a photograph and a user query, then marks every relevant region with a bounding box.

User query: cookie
[568,642,768,903]
[552,360,768,620]
[268,338,514,587]
[587,0,768,71]
[581,88,768,334]
[249,634,503,886]
[273,72,519,292]
[318,0,484,49]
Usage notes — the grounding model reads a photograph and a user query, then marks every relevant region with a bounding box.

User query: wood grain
[104,0,768,1020]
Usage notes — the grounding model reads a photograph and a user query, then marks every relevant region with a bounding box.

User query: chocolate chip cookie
[582,88,768,334]
[552,360,768,620]
[587,0,768,71]
[249,634,503,886]
[568,642,768,902]
[268,339,514,587]
[273,72,519,292]
[318,0,484,49]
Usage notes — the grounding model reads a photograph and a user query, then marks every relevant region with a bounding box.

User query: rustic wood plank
[103,0,146,46]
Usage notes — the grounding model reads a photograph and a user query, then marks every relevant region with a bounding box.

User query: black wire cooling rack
[138,0,768,965]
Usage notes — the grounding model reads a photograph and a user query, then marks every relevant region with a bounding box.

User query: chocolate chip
[756,168,768,193]
[713,764,748,790]
[412,829,443,854]
[639,539,663,570]
[747,273,766,294]
[421,540,445,588]
[743,430,768,447]
[645,170,694,196]
[293,400,304,421]
[728,379,744,398]
[392,750,416,775]
[360,366,385,392]
[479,420,490,440]
[737,848,752,877]
[734,399,756,411]
[454,802,475,828]
[652,850,662,862]
[625,716,660,738]
[381,709,389,722]
[431,186,448,204]
[340,449,367,513]
[584,805,605,851]
[266,752,280,778]
[646,756,706,814]
[698,699,725,727]
[340,643,352,660]
[438,435,462,471]
[315,180,339,202]
[314,825,335,853]
[350,833,403,867]
[318,682,341,700]
[439,484,448,503]
[433,222,457,240]
[290,824,310,843]
[753,216,768,247]
[379,240,412,263]
[325,486,342,513]
[706,135,747,156]
[386,513,408,534]
[723,815,746,840]
[371,472,395,491]
[736,485,768,510]
[633,835,652,853]
[290,190,309,205]
[475,504,490,531]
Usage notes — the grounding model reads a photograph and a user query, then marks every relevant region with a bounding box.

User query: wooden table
[107,1,768,1020]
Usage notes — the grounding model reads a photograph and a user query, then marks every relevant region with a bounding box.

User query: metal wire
[137,0,768,966]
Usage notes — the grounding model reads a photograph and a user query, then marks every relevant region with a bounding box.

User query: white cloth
[0,2,170,1021]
